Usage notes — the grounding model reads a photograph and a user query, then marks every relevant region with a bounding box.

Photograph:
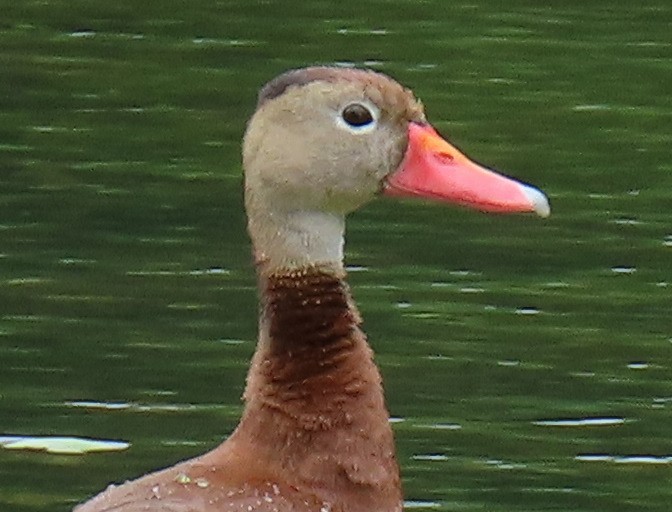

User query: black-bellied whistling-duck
[75,67,549,512]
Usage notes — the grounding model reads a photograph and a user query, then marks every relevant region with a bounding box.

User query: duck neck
[247,208,346,273]
[232,253,399,499]
[248,265,374,421]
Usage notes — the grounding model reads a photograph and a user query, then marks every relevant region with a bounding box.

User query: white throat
[248,209,346,273]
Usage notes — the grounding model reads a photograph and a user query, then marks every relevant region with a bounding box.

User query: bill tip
[522,185,551,218]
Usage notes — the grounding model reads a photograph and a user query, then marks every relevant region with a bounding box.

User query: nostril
[434,152,455,165]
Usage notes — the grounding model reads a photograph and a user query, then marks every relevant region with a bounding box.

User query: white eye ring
[335,101,379,134]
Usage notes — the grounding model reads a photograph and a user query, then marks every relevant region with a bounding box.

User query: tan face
[243,74,425,216]
[242,67,549,272]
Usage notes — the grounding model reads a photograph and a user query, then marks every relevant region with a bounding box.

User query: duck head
[243,67,549,272]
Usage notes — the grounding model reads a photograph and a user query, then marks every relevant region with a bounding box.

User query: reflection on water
[2,1,671,511]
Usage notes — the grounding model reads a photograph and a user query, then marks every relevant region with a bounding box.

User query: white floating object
[459,287,484,294]
[217,338,247,345]
[485,459,526,470]
[449,270,475,277]
[404,500,441,509]
[411,454,448,461]
[614,456,672,465]
[66,401,131,410]
[611,218,642,225]
[345,265,368,272]
[572,104,611,112]
[69,30,96,38]
[576,454,672,465]
[189,267,230,275]
[430,282,452,288]
[575,454,614,462]
[0,435,129,455]
[611,266,636,274]
[498,360,521,367]
[429,423,462,430]
[545,281,571,288]
[515,307,540,315]
[533,417,625,427]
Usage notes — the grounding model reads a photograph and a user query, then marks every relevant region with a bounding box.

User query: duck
[74,66,549,512]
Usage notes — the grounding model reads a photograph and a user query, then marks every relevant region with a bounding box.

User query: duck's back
[74,440,396,512]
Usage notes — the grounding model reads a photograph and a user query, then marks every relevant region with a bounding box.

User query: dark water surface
[1,1,671,511]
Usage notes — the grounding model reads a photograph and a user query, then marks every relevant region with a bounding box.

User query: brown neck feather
[264,268,360,377]
[246,266,377,427]
[230,266,400,505]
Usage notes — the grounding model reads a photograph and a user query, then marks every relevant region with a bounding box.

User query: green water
[1,1,671,510]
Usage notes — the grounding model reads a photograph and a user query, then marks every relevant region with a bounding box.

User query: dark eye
[342,104,374,127]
